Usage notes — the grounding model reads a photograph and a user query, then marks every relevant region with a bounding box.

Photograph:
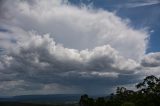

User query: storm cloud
[0,0,158,96]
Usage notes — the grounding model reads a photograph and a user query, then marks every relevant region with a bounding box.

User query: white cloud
[1,32,139,74]
[1,0,149,60]
[124,0,160,8]
[0,0,155,95]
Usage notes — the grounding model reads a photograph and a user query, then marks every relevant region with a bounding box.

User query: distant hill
[0,101,79,106]
[0,94,81,104]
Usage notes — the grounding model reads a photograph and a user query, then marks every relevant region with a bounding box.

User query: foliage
[79,75,160,106]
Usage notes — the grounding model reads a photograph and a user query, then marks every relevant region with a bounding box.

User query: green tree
[79,75,160,106]
[95,97,106,106]
[79,94,95,106]
[121,102,135,106]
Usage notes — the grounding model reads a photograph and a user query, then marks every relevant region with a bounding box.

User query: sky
[0,0,160,96]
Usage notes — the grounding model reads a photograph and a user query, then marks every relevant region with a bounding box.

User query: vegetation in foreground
[79,75,160,106]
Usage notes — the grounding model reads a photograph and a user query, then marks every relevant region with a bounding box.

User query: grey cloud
[0,32,141,95]
[0,0,5,18]
[141,52,160,67]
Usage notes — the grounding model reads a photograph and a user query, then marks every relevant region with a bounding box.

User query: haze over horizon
[0,0,160,96]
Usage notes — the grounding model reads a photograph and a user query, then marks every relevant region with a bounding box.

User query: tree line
[79,75,160,106]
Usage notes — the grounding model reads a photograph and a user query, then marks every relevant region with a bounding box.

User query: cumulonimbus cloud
[0,0,158,96]
[0,0,149,60]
